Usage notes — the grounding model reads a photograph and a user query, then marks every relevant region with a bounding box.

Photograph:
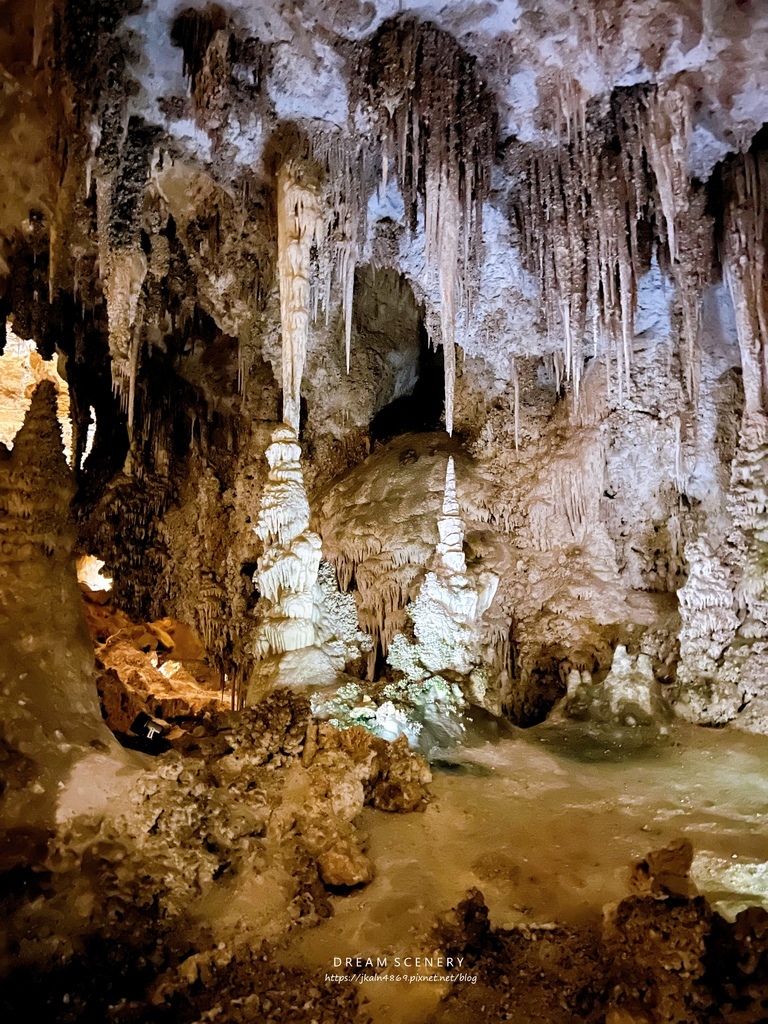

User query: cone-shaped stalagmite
[0,382,135,832]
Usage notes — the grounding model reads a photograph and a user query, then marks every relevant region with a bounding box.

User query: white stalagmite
[248,425,323,693]
[436,456,469,579]
[248,425,370,698]
[277,159,321,434]
[388,457,492,684]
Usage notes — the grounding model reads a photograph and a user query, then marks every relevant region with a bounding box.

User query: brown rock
[96,638,226,734]
[629,837,695,898]
[317,837,373,888]
[82,599,134,644]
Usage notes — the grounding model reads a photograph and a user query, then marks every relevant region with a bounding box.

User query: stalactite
[643,83,712,400]
[276,159,321,434]
[94,118,156,426]
[104,247,147,429]
[723,149,768,422]
[311,134,367,375]
[365,18,494,435]
[513,82,712,408]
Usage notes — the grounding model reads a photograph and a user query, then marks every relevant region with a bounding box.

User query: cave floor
[277,722,768,1023]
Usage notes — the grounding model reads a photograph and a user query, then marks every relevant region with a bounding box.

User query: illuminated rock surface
[2,0,768,1020]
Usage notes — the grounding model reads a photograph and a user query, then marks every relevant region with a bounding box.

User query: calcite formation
[249,425,369,697]
[0,0,763,735]
[4,3,768,1019]
[388,457,487,682]
[276,159,321,436]
[250,425,325,692]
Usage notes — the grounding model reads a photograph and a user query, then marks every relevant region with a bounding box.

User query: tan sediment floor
[278,722,768,1022]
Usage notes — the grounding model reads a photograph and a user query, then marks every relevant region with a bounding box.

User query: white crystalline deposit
[248,428,370,697]
[563,645,664,726]
[248,426,333,695]
[389,457,484,681]
[252,426,321,657]
[312,458,494,748]
[368,457,496,744]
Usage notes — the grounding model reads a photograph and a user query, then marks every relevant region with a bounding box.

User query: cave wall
[0,0,766,722]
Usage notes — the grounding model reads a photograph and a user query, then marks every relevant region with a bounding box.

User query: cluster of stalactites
[722,148,768,424]
[252,425,321,660]
[94,118,156,431]
[277,159,321,435]
[311,135,368,376]
[514,81,711,408]
[365,18,494,435]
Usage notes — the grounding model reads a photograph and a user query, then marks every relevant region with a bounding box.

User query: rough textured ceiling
[125,0,766,175]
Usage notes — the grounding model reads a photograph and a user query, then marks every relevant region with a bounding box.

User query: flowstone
[561,645,668,727]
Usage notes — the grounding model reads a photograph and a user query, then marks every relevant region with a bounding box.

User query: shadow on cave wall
[369,321,445,443]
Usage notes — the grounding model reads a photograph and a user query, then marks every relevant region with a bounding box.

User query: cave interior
[2,1,768,1022]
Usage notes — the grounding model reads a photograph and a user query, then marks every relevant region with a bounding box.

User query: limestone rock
[563,645,666,726]
[95,637,226,733]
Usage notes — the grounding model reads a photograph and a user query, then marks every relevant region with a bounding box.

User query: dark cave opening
[369,320,445,443]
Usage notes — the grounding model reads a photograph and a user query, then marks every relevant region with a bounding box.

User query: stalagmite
[436,456,469,578]
[276,159,321,434]
[388,457,490,682]
[248,425,323,694]
[248,427,369,698]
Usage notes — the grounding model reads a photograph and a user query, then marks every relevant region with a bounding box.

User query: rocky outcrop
[430,841,768,1024]
[95,637,226,735]
[0,382,138,834]
[562,645,667,727]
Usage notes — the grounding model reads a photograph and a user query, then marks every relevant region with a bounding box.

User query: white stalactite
[723,150,768,420]
[277,160,321,434]
[426,167,461,435]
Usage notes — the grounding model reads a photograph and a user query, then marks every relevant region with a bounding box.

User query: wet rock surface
[428,843,768,1024]
[0,688,431,1022]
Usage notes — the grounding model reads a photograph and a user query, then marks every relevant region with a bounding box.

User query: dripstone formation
[2,2,768,1022]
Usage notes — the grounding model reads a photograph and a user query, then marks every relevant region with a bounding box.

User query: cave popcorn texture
[249,426,370,698]
[386,457,496,733]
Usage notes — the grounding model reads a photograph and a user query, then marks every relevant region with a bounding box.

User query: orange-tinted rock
[96,638,226,734]
[82,599,134,644]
